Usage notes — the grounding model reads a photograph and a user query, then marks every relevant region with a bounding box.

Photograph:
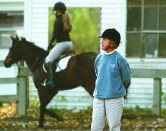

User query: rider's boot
[45,62,55,88]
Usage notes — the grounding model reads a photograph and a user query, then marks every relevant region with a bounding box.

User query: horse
[4,36,97,127]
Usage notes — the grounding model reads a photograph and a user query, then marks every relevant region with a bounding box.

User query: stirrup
[41,79,54,88]
[41,79,46,86]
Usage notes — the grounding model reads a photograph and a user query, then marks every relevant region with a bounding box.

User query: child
[91,28,131,131]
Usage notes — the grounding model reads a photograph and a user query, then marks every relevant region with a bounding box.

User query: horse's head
[4,35,25,67]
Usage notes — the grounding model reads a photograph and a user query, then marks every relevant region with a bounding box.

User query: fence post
[153,78,162,116]
[17,64,29,116]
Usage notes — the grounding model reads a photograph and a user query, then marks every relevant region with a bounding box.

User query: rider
[45,2,73,88]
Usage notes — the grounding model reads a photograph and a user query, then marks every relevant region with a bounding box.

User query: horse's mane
[21,37,48,55]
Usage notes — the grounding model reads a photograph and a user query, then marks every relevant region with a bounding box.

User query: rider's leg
[44,41,73,87]
[46,41,73,63]
[45,62,55,87]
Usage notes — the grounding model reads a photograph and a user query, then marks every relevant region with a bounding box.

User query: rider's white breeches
[45,41,73,63]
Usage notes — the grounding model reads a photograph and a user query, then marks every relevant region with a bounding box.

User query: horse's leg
[45,109,63,120]
[39,101,63,127]
[38,104,45,127]
[38,89,48,127]
[38,88,60,127]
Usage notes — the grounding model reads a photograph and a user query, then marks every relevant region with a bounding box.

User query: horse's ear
[21,37,26,42]
[11,36,17,45]
[16,35,20,41]
[11,36,15,41]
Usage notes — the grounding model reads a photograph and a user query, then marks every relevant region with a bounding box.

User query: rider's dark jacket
[49,15,71,45]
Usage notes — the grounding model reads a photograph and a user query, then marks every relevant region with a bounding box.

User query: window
[126,0,166,58]
[0,11,23,48]
[0,31,15,48]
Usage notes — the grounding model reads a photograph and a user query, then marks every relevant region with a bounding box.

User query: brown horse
[4,36,97,127]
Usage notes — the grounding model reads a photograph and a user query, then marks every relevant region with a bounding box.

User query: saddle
[57,50,75,61]
[43,50,75,73]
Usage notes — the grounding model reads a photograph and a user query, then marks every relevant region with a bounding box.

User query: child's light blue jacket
[93,50,131,99]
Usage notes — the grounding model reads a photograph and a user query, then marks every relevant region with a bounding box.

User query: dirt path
[0,104,166,130]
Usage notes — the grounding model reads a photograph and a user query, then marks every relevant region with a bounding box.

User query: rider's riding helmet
[100,28,121,45]
[53,2,66,12]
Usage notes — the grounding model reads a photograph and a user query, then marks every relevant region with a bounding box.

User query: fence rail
[0,59,166,116]
[0,60,28,116]
[131,68,166,116]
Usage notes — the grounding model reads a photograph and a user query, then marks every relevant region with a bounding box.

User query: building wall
[24,0,128,110]
[0,0,24,96]
[1,0,166,110]
[24,0,126,55]
[25,0,166,110]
